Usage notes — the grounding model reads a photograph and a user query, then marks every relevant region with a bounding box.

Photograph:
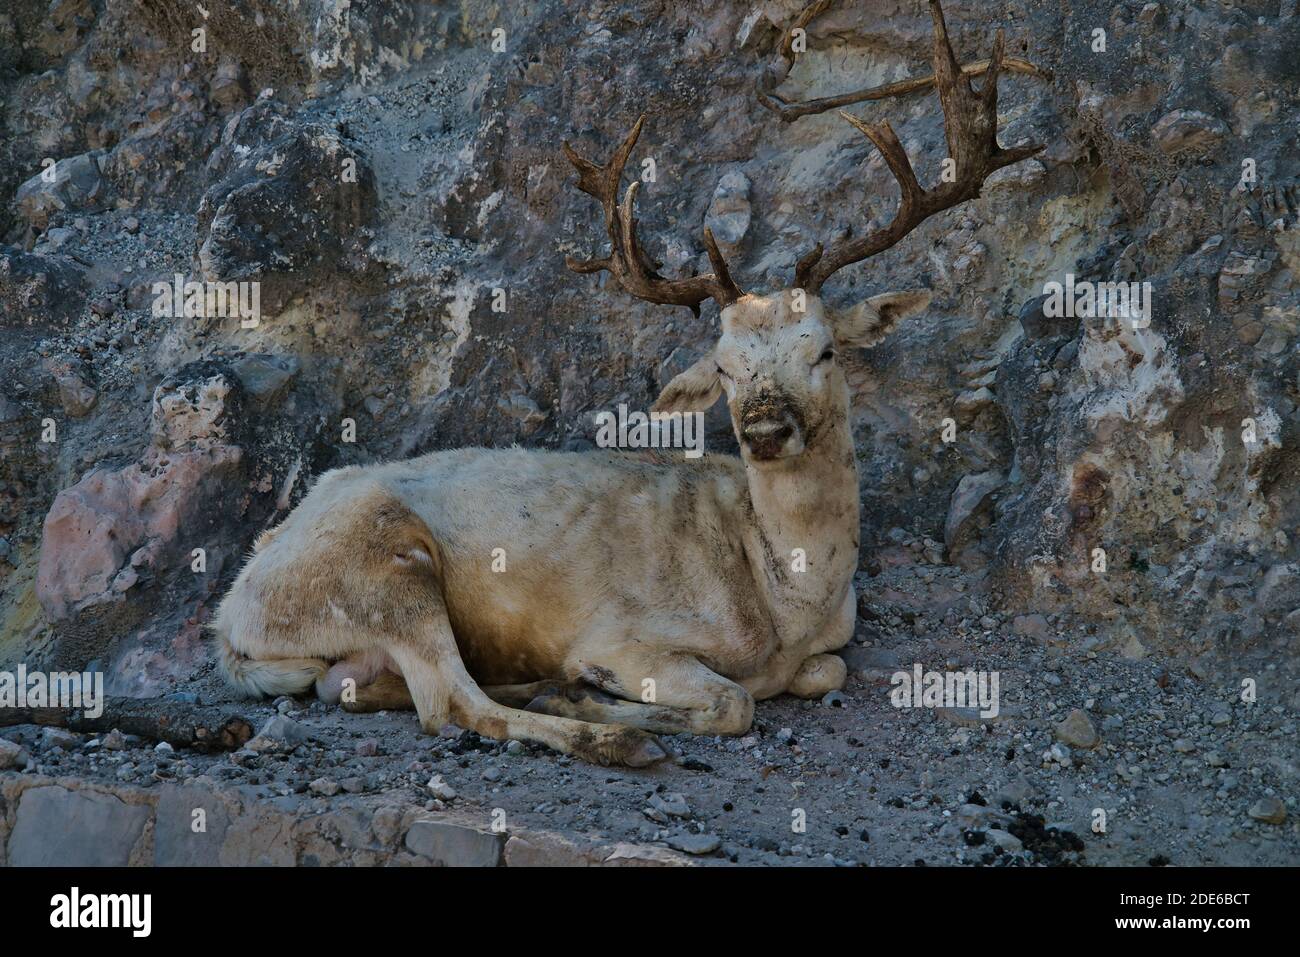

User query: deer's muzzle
[739,395,804,461]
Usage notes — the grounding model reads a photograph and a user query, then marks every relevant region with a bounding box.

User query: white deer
[214,0,1044,765]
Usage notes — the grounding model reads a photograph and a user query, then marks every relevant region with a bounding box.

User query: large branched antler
[796,0,1047,294]
[563,115,744,316]
[756,0,1052,123]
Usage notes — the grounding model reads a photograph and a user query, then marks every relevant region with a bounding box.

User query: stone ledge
[0,772,695,867]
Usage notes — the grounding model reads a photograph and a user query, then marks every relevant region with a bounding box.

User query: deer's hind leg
[341,671,416,713]
[385,613,668,767]
[305,487,667,767]
[526,646,755,737]
[394,677,617,715]
[481,679,566,708]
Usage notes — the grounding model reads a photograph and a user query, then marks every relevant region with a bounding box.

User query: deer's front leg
[784,587,853,697]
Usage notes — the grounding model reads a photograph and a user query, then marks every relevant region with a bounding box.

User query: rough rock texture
[0,774,692,867]
[0,0,1297,864]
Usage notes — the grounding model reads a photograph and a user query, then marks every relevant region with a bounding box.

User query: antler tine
[561,116,641,277]
[758,0,1052,123]
[799,0,1046,294]
[564,115,744,316]
[780,0,834,72]
[756,0,833,116]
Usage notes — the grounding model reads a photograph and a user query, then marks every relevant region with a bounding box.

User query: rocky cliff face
[1,0,1297,704]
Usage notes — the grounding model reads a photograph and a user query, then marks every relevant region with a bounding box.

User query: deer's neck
[741,407,860,654]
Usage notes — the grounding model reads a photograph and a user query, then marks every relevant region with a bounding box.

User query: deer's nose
[741,418,796,459]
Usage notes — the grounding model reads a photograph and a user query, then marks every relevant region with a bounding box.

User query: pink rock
[36,445,241,620]
[37,467,141,619]
[37,373,243,621]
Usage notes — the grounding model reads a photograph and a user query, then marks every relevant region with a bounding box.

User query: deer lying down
[214,0,1045,766]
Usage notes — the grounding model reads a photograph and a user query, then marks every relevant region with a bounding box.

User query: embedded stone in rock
[503,831,601,866]
[150,374,233,450]
[310,777,341,796]
[1054,708,1099,749]
[1150,110,1228,157]
[984,159,1047,193]
[603,843,694,866]
[14,151,107,229]
[1218,250,1275,314]
[42,727,81,751]
[954,803,997,828]
[1118,628,1148,660]
[736,9,780,50]
[647,791,690,818]
[704,170,752,251]
[952,386,995,423]
[39,226,75,250]
[8,786,150,866]
[993,777,1039,808]
[986,829,1023,853]
[404,820,504,866]
[109,564,137,587]
[232,353,300,403]
[1257,563,1300,615]
[57,372,97,416]
[36,365,248,618]
[497,392,546,433]
[944,471,1005,552]
[426,774,457,800]
[210,58,249,108]
[36,467,145,620]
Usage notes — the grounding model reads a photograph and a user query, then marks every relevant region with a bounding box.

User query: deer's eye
[815,348,836,365]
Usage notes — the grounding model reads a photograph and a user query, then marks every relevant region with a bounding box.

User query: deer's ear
[831,290,932,349]
[653,353,723,414]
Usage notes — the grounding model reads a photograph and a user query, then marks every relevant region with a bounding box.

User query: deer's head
[564,0,1043,467]
[649,290,931,463]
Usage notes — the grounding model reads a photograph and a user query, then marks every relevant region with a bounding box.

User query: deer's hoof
[578,727,669,768]
[788,653,848,698]
[622,732,669,768]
